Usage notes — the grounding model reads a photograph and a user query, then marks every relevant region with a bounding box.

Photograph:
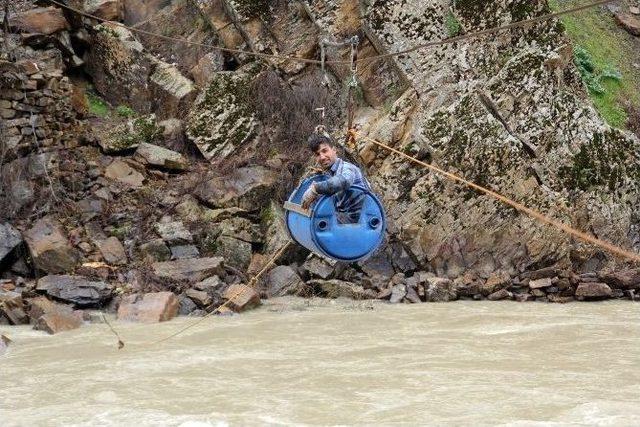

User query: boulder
[223,284,260,312]
[159,119,186,151]
[301,256,335,280]
[149,63,196,120]
[575,282,613,300]
[601,270,640,290]
[266,265,304,297]
[104,159,145,188]
[0,291,29,325]
[425,277,458,302]
[85,0,122,21]
[193,275,227,296]
[23,217,80,274]
[97,237,127,265]
[34,311,83,334]
[487,288,512,301]
[529,277,553,289]
[178,294,197,315]
[9,7,70,34]
[185,289,211,308]
[151,257,224,283]
[0,223,22,264]
[213,236,252,271]
[190,52,224,87]
[359,251,395,290]
[117,292,179,322]
[195,166,277,211]
[134,142,188,171]
[86,24,153,112]
[100,115,161,154]
[481,271,511,296]
[27,296,73,321]
[155,221,193,245]
[36,275,112,307]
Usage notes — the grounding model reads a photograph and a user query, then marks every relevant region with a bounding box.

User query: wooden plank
[284,201,311,217]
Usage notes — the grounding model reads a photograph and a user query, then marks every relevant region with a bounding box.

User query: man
[301,133,371,224]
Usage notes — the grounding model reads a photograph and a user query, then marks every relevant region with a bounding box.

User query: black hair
[307,133,335,153]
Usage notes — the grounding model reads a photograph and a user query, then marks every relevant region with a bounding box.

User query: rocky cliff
[2,0,640,330]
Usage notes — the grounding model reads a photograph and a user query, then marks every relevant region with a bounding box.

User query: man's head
[308,133,338,169]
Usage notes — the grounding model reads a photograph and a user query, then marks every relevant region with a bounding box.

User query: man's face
[314,143,338,169]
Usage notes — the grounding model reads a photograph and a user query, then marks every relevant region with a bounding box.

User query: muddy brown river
[1,298,639,426]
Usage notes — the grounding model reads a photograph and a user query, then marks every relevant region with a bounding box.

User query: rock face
[117,292,179,322]
[36,275,112,307]
[23,217,80,274]
[358,0,640,277]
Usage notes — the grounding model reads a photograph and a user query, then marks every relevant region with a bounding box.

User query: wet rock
[213,236,251,271]
[529,277,553,289]
[615,12,640,36]
[151,257,224,283]
[117,292,179,322]
[0,223,22,264]
[36,275,112,307]
[138,239,171,262]
[134,142,189,171]
[193,275,226,295]
[9,7,70,34]
[389,284,406,303]
[96,237,127,265]
[0,291,29,325]
[23,217,80,274]
[266,265,304,297]
[481,271,511,296]
[195,166,277,211]
[223,284,260,312]
[359,251,395,289]
[548,294,574,304]
[514,293,533,302]
[487,288,512,301]
[34,311,83,334]
[575,282,613,300]
[170,245,200,260]
[301,256,335,280]
[178,294,197,315]
[155,221,193,245]
[185,288,211,308]
[104,159,145,188]
[601,270,640,290]
[1,334,10,355]
[425,277,458,302]
[308,280,376,300]
[26,296,72,321]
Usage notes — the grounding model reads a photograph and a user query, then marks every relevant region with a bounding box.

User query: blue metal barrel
[284,175,386,262]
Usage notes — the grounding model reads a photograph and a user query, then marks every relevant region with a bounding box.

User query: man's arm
[314,167,356,195]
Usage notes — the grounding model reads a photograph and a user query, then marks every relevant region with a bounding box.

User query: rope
[352,131,640,264]
[139,241,292,348]
[45,0,612,66]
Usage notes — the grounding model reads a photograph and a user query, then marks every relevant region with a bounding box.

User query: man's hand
[301,183,318,210]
